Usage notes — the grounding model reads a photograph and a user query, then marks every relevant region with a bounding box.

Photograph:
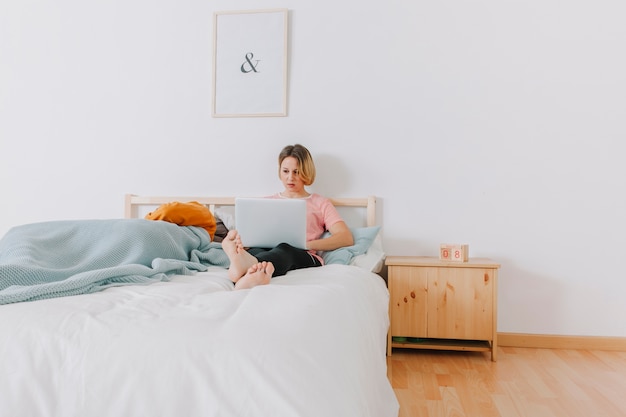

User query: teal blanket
[0,219,229,305]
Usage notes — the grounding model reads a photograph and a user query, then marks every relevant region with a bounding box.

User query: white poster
[212,9,289,117]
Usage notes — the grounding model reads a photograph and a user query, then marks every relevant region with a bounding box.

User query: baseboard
[498,333,626,351]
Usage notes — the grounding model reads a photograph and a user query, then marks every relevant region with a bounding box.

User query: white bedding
[0,264,399,417]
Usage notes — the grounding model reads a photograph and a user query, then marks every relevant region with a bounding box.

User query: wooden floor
[388,347,626,417]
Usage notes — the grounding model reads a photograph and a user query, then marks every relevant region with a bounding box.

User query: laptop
[235,197,307,249]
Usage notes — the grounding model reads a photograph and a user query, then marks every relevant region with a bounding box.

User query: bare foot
[234,261,274,290]
[222,230,258,282]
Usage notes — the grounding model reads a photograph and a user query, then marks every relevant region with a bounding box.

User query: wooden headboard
[124,194,377,227]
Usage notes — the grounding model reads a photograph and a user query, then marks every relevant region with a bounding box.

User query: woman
[222,144,354,289]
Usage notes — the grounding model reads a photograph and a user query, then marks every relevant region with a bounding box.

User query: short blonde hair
[278,144,316,186]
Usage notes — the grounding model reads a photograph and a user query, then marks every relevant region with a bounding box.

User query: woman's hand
[306,221,353,251]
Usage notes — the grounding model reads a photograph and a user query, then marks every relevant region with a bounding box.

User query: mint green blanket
[0,219,229,304]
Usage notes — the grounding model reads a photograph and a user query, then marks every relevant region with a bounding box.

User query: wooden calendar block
[439,246,448,261]
[439,244,469,262]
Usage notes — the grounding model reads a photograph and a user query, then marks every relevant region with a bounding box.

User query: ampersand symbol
[241,53,260,73]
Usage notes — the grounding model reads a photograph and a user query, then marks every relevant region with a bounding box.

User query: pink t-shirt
[269,193,344,262]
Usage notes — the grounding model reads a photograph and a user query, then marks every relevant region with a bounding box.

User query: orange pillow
[145,201,217,240]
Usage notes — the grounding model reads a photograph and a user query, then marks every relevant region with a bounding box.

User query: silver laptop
[235,198,307,249]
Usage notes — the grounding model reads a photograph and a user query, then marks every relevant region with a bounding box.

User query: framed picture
[212,9,289,118]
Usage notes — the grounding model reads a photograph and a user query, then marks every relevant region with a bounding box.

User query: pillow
[214,207,236,230]
[350,232,385,273]
[321,226,381,266]
[145,201,217,240]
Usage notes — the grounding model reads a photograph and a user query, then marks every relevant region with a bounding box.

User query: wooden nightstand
[386,256,500,361]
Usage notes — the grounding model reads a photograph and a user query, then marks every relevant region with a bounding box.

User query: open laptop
[234,197,307,249]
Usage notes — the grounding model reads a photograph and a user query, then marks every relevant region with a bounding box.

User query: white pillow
[350,233,385,273]
[213,207,236,230]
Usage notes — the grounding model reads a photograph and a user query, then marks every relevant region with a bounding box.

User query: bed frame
[124,194,377,227]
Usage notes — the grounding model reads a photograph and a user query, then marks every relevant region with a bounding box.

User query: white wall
[1,0,625,337]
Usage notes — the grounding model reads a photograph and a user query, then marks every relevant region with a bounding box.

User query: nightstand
[386,256,500,361]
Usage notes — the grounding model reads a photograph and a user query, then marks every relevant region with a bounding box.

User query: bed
[0,194,399,417]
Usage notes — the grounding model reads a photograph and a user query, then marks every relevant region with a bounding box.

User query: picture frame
[212,9,289,118]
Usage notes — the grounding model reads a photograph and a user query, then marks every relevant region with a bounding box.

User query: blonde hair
[278,144,316,186]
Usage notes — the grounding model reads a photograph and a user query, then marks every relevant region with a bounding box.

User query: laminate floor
[388,347,626,417]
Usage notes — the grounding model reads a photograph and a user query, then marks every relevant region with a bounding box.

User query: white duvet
[0,264,399,417]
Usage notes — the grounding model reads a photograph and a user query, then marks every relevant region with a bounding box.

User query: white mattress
[0,264,399,417]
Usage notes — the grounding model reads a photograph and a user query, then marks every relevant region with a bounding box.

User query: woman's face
[280,156,306,194]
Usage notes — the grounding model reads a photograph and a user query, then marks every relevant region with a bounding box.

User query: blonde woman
[222,144,353,289]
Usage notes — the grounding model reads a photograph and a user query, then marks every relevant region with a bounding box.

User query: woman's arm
[306,221,353,252]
